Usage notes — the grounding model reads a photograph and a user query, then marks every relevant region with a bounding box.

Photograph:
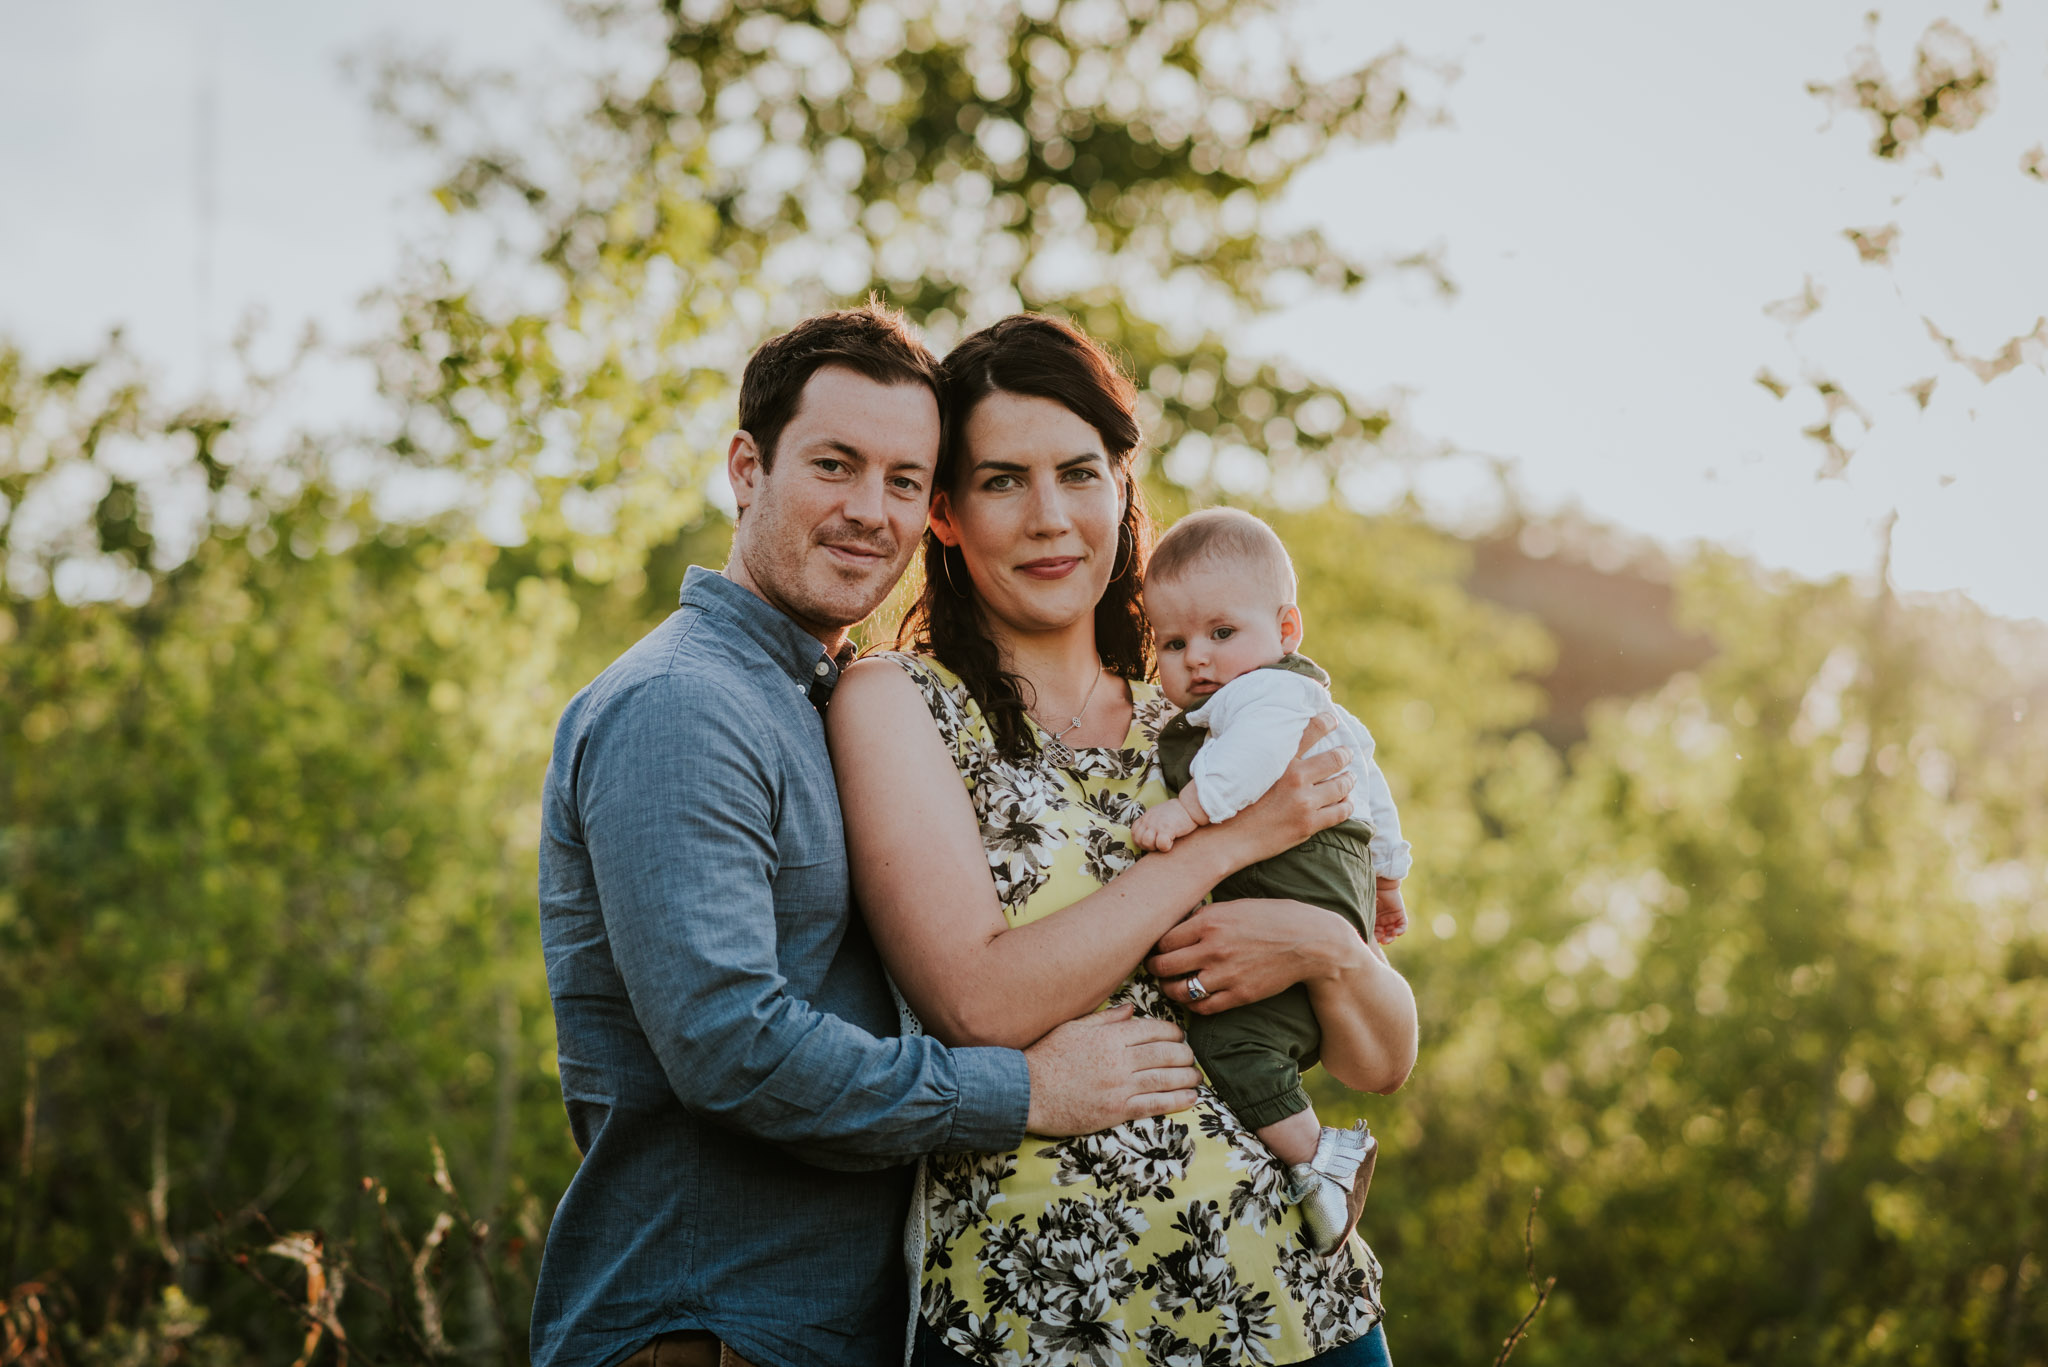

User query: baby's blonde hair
[1146,507,1297,605]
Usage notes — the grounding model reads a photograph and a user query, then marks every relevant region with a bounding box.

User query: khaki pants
[618,1330,760,1367]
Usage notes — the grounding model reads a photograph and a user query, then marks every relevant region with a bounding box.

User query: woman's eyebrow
[969,451,1105,473]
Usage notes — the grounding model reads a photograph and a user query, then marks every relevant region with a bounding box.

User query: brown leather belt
[617,1329,760,1367]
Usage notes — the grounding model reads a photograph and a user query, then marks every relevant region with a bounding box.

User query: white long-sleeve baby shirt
[1182,666,1413,880]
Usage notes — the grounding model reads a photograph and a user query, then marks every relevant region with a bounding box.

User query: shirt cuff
[940,1046,1032,1153]
[1371,843,1413,881]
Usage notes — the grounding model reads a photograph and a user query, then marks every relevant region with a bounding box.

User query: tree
[1760,9,2045,481]
[7,2,2044,1362]
[3,0,1453,1355]
[362,0,1444,621]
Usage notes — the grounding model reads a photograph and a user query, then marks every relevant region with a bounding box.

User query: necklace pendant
[1041,736,1077,768]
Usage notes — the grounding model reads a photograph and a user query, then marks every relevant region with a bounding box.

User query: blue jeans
[912,1320,1393,1366]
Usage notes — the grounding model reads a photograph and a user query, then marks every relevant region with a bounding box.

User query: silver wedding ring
[1185,974,1209,1002]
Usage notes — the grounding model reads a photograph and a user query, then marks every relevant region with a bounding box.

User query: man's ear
[928,488,963,547]
[1279,604,1305,655]
[727,431,764,518]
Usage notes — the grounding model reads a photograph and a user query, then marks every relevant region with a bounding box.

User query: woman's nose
[1024,480,1072,535]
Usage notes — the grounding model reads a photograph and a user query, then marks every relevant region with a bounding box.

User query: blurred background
[2,1,2044,1363]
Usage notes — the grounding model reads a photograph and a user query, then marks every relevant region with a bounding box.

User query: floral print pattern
[874,654,1383,1365]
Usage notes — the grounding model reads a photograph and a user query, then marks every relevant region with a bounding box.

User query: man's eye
[1213,626,1235,640]
[816,459,847,474]
[890,477,924,493]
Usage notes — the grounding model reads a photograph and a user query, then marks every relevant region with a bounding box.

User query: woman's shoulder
[848,649,968,708]
[844,650,983,744]
[856,648,961,688]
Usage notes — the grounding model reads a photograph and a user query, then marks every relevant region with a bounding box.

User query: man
[532,304,1200,1367]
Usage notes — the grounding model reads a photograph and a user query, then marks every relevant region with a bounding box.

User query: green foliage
[1,349,570,1359]
[2,2,2045,1364]
[1312,556,2048,1363]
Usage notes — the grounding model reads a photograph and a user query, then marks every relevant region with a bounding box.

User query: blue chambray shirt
[532,567,1031,1367]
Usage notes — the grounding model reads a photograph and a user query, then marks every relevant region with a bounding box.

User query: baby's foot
[1287,1121,1377,1255]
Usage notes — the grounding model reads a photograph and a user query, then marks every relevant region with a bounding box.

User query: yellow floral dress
[876,653,1384,1367]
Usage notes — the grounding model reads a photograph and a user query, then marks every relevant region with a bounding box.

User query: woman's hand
[1147,898,1418,1094]
[1146,898,1346,1015]
[1205,712,1355,870]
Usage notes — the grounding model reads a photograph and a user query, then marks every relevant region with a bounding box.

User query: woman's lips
[1017,557,1080,579]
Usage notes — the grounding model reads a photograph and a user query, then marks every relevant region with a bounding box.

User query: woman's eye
[1063,466,1100,482]
[1213,626,1235,640]
[985,474,1019,490]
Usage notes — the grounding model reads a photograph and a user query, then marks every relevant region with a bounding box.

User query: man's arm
[577,672,1028,1170]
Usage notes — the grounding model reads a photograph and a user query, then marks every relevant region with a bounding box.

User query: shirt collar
[679,565,853,699]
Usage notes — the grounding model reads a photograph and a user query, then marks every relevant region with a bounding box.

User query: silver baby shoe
[1288,1121,1378,1256]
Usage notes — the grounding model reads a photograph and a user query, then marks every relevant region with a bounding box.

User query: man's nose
[842,470,887,528]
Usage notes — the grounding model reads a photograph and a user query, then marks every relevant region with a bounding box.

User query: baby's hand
[1373,878,1408,945]
[1134,799,1199,853]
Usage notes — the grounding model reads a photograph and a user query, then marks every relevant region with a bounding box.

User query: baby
[1133,507,1412,1256]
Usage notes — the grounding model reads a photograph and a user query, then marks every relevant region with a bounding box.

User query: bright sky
[2,0,2043,619]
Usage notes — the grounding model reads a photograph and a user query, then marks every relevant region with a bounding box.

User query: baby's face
[1145,565,1298,711]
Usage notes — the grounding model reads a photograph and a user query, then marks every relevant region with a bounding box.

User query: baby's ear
[1279,604,1304,654]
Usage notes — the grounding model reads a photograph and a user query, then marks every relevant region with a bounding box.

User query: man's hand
[1133,793,1201,853]
[1373,877,1408,945]
[1022,1005,1201,1136]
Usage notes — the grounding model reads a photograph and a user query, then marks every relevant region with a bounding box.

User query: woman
[827,315,1417,1367]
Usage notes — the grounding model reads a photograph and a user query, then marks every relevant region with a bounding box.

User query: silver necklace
[1033,667,1106,768]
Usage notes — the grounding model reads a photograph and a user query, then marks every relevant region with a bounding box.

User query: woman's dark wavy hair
[897,313,1155,760]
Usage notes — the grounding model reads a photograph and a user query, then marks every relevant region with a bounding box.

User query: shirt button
[814,660,831,676]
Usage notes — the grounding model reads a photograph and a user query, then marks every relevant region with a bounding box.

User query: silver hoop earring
[940,545,970,598]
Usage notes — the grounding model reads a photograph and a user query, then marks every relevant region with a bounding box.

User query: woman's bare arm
[827,659,1353,1050]
[1148,902,1418,1093]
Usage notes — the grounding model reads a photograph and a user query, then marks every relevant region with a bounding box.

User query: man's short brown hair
[1146,507,1298,604]
[737,300,941,467]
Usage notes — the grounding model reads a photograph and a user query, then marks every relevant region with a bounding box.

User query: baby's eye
[1161,638,1185,652]
[1213,626,1235,640]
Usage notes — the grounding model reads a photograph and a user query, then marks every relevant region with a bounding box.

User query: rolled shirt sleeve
[1183,671,1324,822]
[1184,669,1413,880]
[1337,708,1413,880]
